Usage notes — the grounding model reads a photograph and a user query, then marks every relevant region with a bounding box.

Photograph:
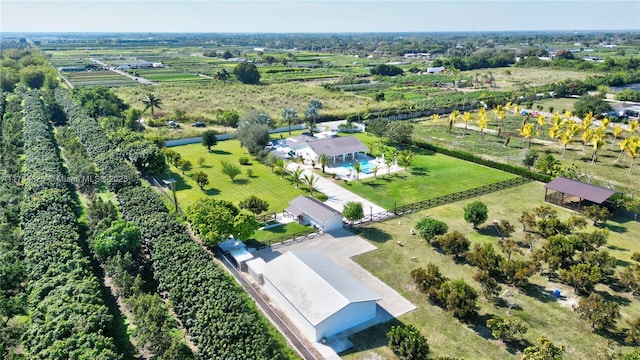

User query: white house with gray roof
[262,250,380,342]
[287,135,368,163]
[285,195,343,232]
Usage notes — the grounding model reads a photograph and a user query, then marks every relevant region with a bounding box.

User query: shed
[246,258,266,284]
[286,195,343,232]
[544,177,618,211]
[263,250,380,341]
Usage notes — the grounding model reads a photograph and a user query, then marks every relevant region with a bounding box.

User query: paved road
[287,163,387,214]
[89,58,156,85]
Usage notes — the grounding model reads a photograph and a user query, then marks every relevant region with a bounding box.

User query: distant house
[286,195,343,232]
[262,250,380,342]
[58,66,86,72]
[287,135,368,163]
[116,61,154,70]
[426,66,445,74]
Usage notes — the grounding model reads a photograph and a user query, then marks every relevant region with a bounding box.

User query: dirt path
[89,58,157,85]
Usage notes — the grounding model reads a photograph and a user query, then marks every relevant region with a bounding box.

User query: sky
[1,0,639,33]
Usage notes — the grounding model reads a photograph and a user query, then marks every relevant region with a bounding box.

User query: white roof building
[285,195,343,232]
[288,135,368,163]
[263,250,380,341]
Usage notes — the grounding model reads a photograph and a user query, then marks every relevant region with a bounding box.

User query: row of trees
[0,91,28,359]
[20,92,119,358]
[57,90,294,359]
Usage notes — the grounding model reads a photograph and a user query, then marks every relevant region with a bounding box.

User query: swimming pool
[338,160,378,174]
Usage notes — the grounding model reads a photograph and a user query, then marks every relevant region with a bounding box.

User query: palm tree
[142,93,162,117]
[273,158,287,179]
[317,153,329,173]
[625,136,640,175]
[351,161,362,181]
[431,113,439,126]
[397,150,414,173]
[288,166,304,188]
[447,110,459,134]
[477,115,489,139]
[518,123,535,149]
[581,128,593,153]
[548,125,562,143]
[282,108,298,135]
[560,130,575,158]
[371,164,380,179]
[301,173,317,195]
[612,124,623,145]
[461,111,472,134]
[590,128,606,165]
[536,114,546,133]
[385,157,394,176]
[495,108,506,128]
[617,137,631,162]
[535,154,561,175]
[304,99,322,135]
[629,120,639,136]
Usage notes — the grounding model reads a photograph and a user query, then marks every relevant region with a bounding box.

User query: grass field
[167,140,310,212]
[134,68,210,83]
[465,67,594,91]
[62,70,139,87]
[252,221,311,243]
[343,181,640,360]
[417,113,639,193]
[341,132,519,209]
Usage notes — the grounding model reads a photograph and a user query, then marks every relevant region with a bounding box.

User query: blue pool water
[339,160,378,174]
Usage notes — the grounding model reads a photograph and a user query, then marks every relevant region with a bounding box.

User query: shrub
[411,263,448,300]
[486,316,528,343]
[436,279,479,321]
[432,231,470,258]
[463,201,488,229]
[632,252,640,262]
[387,325,430,360]
[415,218,448,242]
[239,156,250,165]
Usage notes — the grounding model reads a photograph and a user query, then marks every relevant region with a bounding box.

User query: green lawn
[340,133,518,209]
[252,221,311,244]
[167,140,309,213]
[343,181,640,360]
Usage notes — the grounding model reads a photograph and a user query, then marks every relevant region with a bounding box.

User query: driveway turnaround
[287,163,387,214]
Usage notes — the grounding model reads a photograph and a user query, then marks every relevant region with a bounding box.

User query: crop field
[62,70,139,87]
[133,68,209,83]
[464,67,594,90]
[343,181,640,360]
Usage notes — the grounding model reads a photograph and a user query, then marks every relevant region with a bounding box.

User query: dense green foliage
[20,92,118,359]
[239,195,270,215]
[56,89,293,358]
[92,220,141,263]
[387,325,430,360]
[371,64,404,76]
[463,201,489,228]
[415,218,449,241]
[343,201,364,223]
[234,62,261,84]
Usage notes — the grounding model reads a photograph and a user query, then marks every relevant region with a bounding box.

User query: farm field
[343,181,640,360]
[416,114,639,193]
[62,70,139,87]
[134,68,210,83]
[341,133,519,209]
[166,140,312,212]
[465,67,593,90]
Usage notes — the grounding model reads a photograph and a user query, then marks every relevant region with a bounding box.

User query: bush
[411,263,448,300]
[436,279,479,321]
[387,325,429,360]
[415,218,448,241]
[239,156,250,165]
[463,201,488,229]
[432,231,470,258]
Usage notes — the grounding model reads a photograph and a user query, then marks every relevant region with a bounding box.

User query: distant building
[427,66,445,74]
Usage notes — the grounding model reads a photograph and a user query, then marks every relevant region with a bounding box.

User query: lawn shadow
[477,225,501,238]
[341,318,404,356]
[356,227,392,243]
[233,178,249,185]
[604,223,627,234]
[364,182,383,189]
[410,166,428,176]
[616,258,632,267]
[522,282,554,303]
[199,164,213,169]
[469,313,493,340]
[505,338,533,355]
[607,244,628,252]
[210,149,231,155]
[204,187,220,196]
[597,290,631,307]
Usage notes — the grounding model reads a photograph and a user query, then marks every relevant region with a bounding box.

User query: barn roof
[545,177,618,204]
[286,196,341,223]
[263,250,380,326]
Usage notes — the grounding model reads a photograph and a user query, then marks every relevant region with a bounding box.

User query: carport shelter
[262,250,380,342]
[544,177,618,211]
[285,195,343,232]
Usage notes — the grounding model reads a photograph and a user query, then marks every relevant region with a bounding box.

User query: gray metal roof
[286,196,341,223]
[545,177,618,204]
[305,136,368,158]
[263,250,380,326]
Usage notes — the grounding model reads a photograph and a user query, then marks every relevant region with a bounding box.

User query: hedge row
[414,140,552,183]
[20,92,118,359]
[54,89,140,192]
[57,90,295,359]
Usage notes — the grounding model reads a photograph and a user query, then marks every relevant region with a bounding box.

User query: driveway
[287,163,387,214]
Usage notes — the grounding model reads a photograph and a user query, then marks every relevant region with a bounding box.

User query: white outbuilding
[263,250,380,342]
[285,195,343,232]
